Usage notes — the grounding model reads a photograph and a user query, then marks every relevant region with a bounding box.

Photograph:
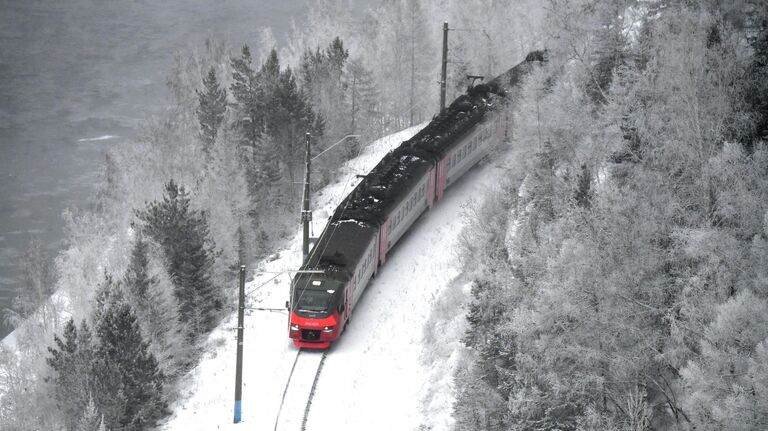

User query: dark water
[0,0,314,339]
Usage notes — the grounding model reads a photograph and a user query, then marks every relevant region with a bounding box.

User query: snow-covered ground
[162,124,499,431]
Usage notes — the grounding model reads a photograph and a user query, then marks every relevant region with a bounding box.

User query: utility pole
[233,265,245,423]
[410,9,416,126]
[301,133,312,263]
[440,21,448,113]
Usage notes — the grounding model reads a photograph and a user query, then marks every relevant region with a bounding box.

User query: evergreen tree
[230,45,261,159]
[574,164,592,209]
[346,58,381,137]
[584,2,630,105]
[46,319,95,431]
[300,38,350,139]
[230,45,256,109]
[745,8,768,148]
[196,67,227,154]
[326,36,349,77]
[136,180,222,342]
[254,132,282,187]
[76,395,101,431]
[124,231,154,306]
[3,238,56,331]
[92,297,167,430]
[268,58,323,184]
[123,232,186,375]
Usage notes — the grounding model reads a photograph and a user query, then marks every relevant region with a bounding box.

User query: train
[288,51,546,349]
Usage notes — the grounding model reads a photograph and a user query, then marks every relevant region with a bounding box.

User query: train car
[288,52,545,349]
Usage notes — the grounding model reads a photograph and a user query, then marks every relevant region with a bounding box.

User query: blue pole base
[234,400,242,423]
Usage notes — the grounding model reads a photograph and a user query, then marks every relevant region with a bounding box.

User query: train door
[341,279,352,334]
[377,220,389,267]
[435,158,448,202]
[426,167,436,209]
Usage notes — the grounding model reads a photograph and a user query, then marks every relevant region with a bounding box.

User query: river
[0,0,317,339]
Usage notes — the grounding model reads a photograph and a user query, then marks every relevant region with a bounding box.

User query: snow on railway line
[162,123,498,430]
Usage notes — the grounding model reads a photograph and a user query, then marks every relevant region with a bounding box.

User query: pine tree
[230,45,261,157]
[46,319,95,431]
[230,45,255,109]
[254,132,283,187]
[584,2,630,105]
[325,36,349,81]
[92,297,168,430]
[574,164,592,209]
[123,232,185,375]
[299,38,349,139]
[267,58,323,185]
[124,231,154,307]
[4,237,56,331]
[745,8,768,148]
[346,58,381,137]
[76,395,101,431]
[196,67,227,154]
[136,180,222,342]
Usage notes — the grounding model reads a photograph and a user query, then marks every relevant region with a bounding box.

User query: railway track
[273,348,328,431]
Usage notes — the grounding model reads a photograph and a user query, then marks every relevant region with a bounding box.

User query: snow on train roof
[298,219,378,283]
[329,89,495,224]
[300,52,548,278]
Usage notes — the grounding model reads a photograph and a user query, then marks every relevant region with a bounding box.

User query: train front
[288,272,345,349]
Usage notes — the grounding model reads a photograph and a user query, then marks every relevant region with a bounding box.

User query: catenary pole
[302,133,312,263]
[233,265,245,423]
[440,21,448,113]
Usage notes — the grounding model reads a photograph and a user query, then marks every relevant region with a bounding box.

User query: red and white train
[288,52,545,348]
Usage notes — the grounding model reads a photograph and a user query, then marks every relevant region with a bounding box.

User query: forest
[453,1,768,430]
[1,0,767,429]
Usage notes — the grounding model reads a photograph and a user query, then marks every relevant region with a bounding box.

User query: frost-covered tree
[230,44,262,173]
[346,57,381,139]
[3,238,57,334]
[123,232,186,375]
[682,290,768,430]
[136,180,222,342]
[196,66,227,154]
[744,6,768,148]
[46,319,95,431]
[91,291,167,430]
[76,395,102,431]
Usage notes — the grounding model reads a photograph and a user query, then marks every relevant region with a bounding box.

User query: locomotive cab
[288,275,346,349]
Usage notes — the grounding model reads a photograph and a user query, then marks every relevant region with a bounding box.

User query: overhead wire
[291,99,430,316]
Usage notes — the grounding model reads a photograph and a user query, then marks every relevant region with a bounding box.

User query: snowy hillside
[162,124,501,431]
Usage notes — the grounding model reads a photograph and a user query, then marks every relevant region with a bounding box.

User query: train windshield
[292,279,342,317]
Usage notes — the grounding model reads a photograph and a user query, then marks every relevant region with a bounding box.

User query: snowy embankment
[162,124,500,431]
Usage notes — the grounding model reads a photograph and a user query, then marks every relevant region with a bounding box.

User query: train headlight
[290,323,300,331]
[322,326,334,333]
